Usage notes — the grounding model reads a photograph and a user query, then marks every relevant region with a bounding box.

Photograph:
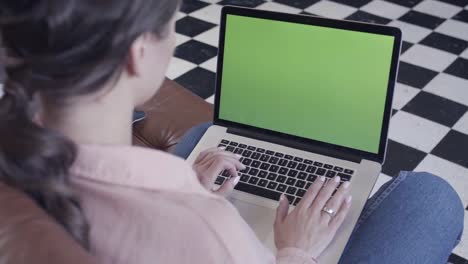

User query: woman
[0,0,463,263]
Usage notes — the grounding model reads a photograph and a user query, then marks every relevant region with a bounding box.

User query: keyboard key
[316,168,326,176]
[240,167,249,174]
[304,159,313,164]
[248,168,259,176]
[258,170,268,178]
[324,164,333,169]
[248,177,259,185]
[278,167,288,175]
[260,163,270,170]
[242,159,252,166]
[247,146,256,151]
[307,174,316,182]
[287,170,298,177]
[221,139,229,144]
[295,180,306,188]
[313,161,323,167]
[251,153,261,160]
[235,182,281,201]
[334,166,344,172]
[297,164,307,171]
[305,182,312,189]
[306,166,317,173]
[338,173,352,181]
[239,144,247,149]
[251,161,261,168]
[215,176,225,185]
[269,165,279,173]
[286,178,296,186]
[286,186,297,195]
[293,197,301,206]
[229,142,238,146]
[257,148,265,153]
[222,171,230,177]
[226,146,235,152]
[242,150,252,158]
[287,161,298,169]
[276,184,287,192]
[258,179,268,187]
[267,181,278,189]
[267,173,277,181]
[277,176,287,183]
[278,159,288,166]
[240,175,250,182]
[234,148,243,155]
[286,194,295,204]
[294,157,303,162]
[296,189,306,197]
[344,169,354,174]
[269,157,279,164]
[260,154,270,162]
[297,172,307,180]
[326,170,337,178]
[218,144,227,148]
[285,155,293,160]
[266,150,275,155]
[275,152,284,158]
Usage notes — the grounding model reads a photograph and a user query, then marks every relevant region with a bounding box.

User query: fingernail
[219,146,226,150]
[241,164,247,169]
[233,176,240,186]
[334,176,340,183]
[320,176,326,181]
[280,194,286,201]
[235,154,242,159]
[343,181,350,189]
[345,196,352,204]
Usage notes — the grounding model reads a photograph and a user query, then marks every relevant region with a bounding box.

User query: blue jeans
[174,123,464,263]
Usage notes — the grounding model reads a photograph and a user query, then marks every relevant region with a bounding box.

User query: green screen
[219,15,395,154]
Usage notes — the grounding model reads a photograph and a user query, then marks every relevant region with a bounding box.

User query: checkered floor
[171,0,468,262]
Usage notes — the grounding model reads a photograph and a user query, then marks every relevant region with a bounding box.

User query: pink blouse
[70,144,317,264]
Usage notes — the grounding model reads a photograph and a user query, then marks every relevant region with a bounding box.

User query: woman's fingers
[197,149,241,168]
[321,181,351,221]
[328,196,352,231]
[194,147,220,164]
[215,175,241,196]
[297,176,325,211]
[310,176,341,214]
[205,157,244,182]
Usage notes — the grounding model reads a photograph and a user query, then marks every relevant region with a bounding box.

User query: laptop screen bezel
[213,6,402,163]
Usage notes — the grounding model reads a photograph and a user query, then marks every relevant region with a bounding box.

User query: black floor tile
[176,16,217,37]
[180,0,210,14]
[399,11,446,29]
[398,62,439,89]
[174,40,218,65]
[346,11,392,25]
[273,0,321,9]
[432,130,468,168]
[438,0,468,7]
[382,140,427,176]
[385,0,424,7]
[448,253,468,264]
[402,91,467,127]
[420,32,468,55]
[218,0,266,7]
[401,41,414,54]
[329,0,372,7]
[175,67,216,99]
[453,9,468,23]
[445,58,468,80]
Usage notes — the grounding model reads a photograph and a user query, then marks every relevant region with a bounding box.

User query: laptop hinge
[227,127,362,164]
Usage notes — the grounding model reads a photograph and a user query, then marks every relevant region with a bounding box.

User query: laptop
[187,6,401,264]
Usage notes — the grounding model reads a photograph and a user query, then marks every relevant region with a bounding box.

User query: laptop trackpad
[229,197,277,250]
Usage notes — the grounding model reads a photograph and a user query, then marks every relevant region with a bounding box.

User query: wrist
[277,247,319,263]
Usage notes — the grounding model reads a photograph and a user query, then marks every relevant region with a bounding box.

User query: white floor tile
[461,48,468,59]
[194,26,220,47]
[413,0,462,18]
[453,211,468,260]
[392,83,420,110]
[205,95,215,104]
[176,33,191,46]
[176,12,186,20]
[0,84,3,98]
[401,44,458,72]
[200,57,218,72]
[361,0,410,19]
[424,73,468,106]
[165,58,197,80]
[305,1,357,19]
[415,154,468,206]
[369,173,393,197]
[256,2,302,14]
[454,112,468,135]
[436,19,468,41]
[387,20,432,43]
[190,4,223,24]
[389,111,450,153]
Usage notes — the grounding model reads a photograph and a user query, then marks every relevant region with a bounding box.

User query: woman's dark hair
[0,0,180,249]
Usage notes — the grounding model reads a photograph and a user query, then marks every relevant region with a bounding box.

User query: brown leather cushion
[133,79,213,152]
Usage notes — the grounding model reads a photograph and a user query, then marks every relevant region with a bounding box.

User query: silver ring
[322,206,335,218]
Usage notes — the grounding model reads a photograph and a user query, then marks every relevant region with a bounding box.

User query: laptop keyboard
[216,139,354,206]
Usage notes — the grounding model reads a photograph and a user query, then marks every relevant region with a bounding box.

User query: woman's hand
[192,147,245,196]
[274,176,352,259]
